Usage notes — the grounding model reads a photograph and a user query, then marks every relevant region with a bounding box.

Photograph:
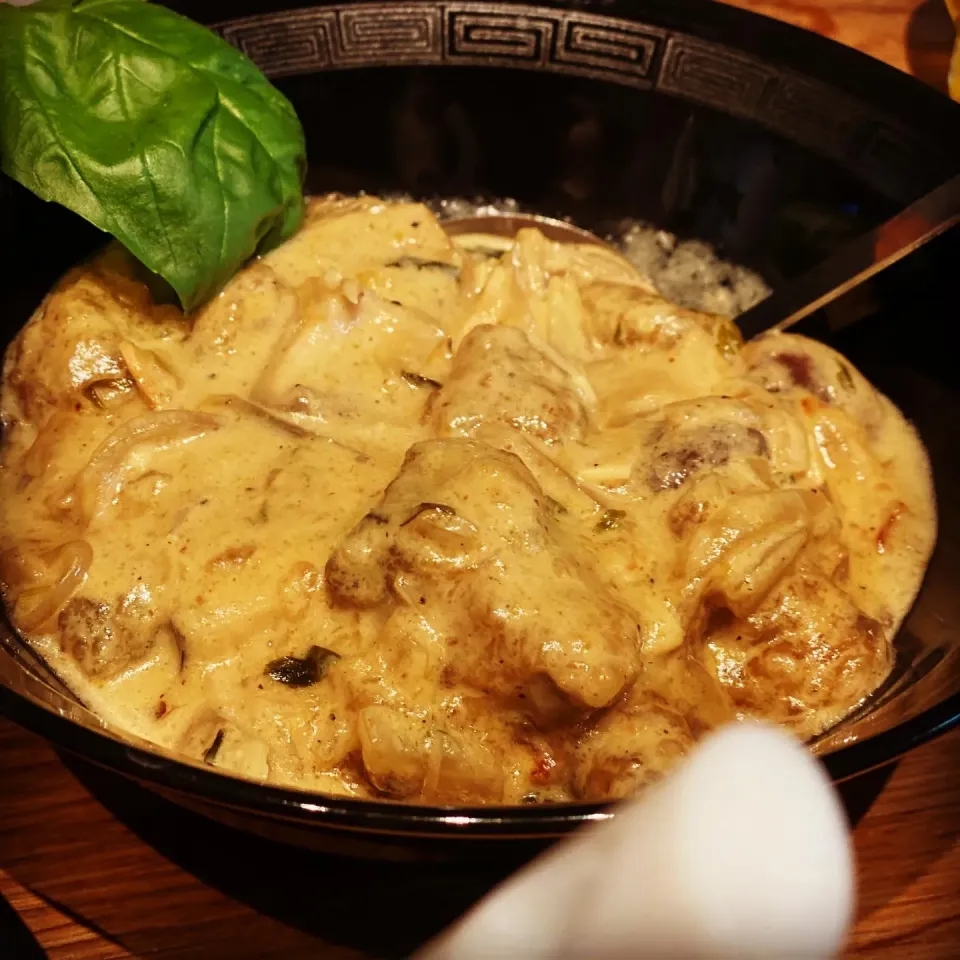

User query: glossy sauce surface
[0,196,936,803]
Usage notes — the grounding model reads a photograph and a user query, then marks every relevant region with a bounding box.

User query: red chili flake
[877,501,907,554]
[155,698,167,719]
[531,754,557,786]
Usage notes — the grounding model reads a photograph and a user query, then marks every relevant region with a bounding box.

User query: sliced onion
[118,341,181,410]
[24,411,79,478]
[15,540,93,631]
[0,543,48,595]
[201,393,312,437]
[78,411,220,525]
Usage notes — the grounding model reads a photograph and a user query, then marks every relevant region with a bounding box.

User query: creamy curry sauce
[0,196,936,804]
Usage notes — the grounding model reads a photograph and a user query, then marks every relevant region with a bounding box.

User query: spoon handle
[736,172,960,340]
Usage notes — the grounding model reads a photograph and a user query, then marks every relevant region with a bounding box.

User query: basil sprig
[0,0,306,311]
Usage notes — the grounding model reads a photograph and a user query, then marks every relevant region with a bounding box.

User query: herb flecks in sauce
[266,646,341,687]
[0,196,935,806]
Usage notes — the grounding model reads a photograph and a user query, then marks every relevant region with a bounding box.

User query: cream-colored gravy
[0,196,936,803]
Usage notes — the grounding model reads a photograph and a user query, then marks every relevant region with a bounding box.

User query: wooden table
[2,3,958,958]
[725,0,955,90]
[2,719,960,959]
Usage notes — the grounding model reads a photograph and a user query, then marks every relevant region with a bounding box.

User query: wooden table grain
[2,718,960,959]
[724,0,956,90]
[1,2,958,958]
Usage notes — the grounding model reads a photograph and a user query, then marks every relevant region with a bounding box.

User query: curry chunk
[431,325,588,445]
[326,438,640,714]
[703,567,892,738]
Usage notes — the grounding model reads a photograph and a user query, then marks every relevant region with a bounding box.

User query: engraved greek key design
[446,8,555,64]
[335,5,442,63]
[658,35,773,115]
[217,3,665,87]
[444,3,664,84]
[655,33,937,194]
[758,74,864,160]
[212,2,949,199]
[217,4,442,76]
[554,19,662,82]
[217,10,337,76]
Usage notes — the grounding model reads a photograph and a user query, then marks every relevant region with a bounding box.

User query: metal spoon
[444,172,960,339]
[444,212,608,247]
[735,171,960,339]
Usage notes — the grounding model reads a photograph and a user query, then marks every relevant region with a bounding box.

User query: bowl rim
[3,0,960,839]
[198,0,960,201]
[2,676,960,839]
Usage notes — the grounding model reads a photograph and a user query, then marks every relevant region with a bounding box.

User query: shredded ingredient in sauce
[0,195,936,804]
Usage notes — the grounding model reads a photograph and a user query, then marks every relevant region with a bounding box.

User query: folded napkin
[418,724,853,959]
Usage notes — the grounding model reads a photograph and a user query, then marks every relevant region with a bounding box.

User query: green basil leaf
[0,0,306,311]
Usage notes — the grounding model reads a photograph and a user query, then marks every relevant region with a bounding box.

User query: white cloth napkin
[418,723,853,959]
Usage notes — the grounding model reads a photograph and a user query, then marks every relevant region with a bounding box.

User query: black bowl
[3,0,960,855]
